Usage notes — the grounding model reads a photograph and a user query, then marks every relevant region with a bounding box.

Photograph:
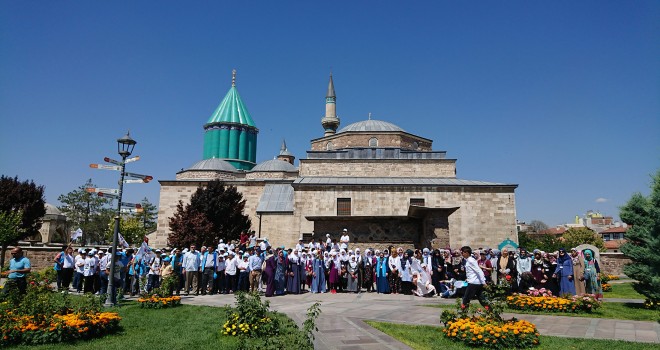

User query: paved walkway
[179,292,660,349]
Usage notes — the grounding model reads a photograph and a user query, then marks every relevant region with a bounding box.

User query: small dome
[45,203,62,215]
[251,159,297,172]
[338,119,404,133]
[188,158,237,172]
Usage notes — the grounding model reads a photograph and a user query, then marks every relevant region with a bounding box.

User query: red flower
[461,304,467,309]
[505,275,512,281]
[30,281,36,285]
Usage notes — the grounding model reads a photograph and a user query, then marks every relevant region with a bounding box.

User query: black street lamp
[105,131,136,306]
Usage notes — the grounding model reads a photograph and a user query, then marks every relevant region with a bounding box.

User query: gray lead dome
[188,158,237,172]
[337,119,404,133]
[251,159,297,172]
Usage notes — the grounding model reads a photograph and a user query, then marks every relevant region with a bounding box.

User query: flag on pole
[71,228,83,241]
[135,239,151,261]
[118,232,129,248]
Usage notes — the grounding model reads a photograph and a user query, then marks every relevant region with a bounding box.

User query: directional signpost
[89,132,151,306]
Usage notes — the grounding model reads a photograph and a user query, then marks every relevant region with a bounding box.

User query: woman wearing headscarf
[346,255,359,293]
[431,249,446,292]
[264,249,276,297]
[552,248,576,296]
[299,251,308,292]
[362,249,376,292]
[546,252,560,296]
[328,251,340,294]
[387,248,402,294]
[375,250,390,294]
[274,250,288,295]
[530,250,549,290]
[489,249,499,284]
[311,250,327,293]
[400,249,414,295]
[496,248,516,288]
[305,251,314,290]
[571,248,586,296]
[581,249,602,299]
[354,248,363,292]
[286,250,301,294]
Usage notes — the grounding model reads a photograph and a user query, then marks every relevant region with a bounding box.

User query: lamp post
[105,132,136,306]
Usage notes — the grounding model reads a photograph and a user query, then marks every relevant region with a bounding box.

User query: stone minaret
[321,73,340,136]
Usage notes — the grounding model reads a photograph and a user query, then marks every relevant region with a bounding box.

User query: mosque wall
[293,185,517,250]
[310,133,432,151]
[298,159,457,177]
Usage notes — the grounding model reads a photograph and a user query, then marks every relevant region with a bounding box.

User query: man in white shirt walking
[461,246,490,310]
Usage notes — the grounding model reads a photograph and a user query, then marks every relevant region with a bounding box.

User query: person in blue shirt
[6,247,32,294]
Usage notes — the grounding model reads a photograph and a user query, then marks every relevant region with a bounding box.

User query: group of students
[48,231,603,304]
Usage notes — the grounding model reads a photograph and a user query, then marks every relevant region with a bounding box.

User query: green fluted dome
[207,86,256,127]
[203,75,259,171]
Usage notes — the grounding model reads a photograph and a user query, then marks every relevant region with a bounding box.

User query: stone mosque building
[151,71,518,250]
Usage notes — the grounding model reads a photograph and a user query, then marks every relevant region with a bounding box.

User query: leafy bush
[219,292,320,350]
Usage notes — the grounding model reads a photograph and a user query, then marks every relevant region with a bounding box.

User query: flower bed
[442,317,540,348]
[0,311,120,346]
[602,283,612,292]
[137,295,181,308]
[506,293,601,313]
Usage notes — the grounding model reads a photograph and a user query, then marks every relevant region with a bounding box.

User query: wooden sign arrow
[90,164,121,171]
[97,192,120,199]
[124,172,153,182]
[125,156,140,163]
[124,179,149,184]
[120,208,144,214]
[120,202,142,209]
[103,157,122,166]
[86,187,119,195]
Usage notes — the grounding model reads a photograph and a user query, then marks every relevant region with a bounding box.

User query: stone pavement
[179,292,660,349]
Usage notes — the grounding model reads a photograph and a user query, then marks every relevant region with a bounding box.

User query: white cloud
[595,197,608,203]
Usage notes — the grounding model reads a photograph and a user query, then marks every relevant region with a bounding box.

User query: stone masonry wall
[293,186,517,250]
[310,133,432,151]
[298,159,457,178]
[599,253,632,276]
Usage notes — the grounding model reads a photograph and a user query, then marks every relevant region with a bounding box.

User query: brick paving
[179,292,660,349]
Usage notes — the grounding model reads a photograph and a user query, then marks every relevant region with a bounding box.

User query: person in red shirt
[239,231,249,251]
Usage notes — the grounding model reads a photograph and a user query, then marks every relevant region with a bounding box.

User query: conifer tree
[620,170,660,303]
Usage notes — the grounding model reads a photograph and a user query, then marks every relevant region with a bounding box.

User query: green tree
[106,216,147,246]
[0,175,46,269]
[562,227,605,250]
[517,232,562,253]
[0,211,22,271]
[168,180,251,248]
[620,170,660,303]
[57,179,113,244]
[135,197,158,232]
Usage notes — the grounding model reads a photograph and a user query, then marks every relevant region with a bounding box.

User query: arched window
[326,141,334,150]
[369,137,378,147]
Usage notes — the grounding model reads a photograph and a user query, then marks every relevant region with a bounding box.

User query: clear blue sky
[1,1,658,227]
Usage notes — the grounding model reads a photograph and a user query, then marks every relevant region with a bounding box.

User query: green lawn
[8,302,306,350]
[366,321,659,350]
[424,300,659,322]
[604,282,645,299]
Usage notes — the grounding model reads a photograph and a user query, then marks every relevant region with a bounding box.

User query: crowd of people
[3,229,602,307]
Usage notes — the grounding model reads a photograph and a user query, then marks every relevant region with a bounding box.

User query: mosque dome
[188,158,237,172]
[338,119,404,133]
[45,203,62,215]
[251,159,297,172]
